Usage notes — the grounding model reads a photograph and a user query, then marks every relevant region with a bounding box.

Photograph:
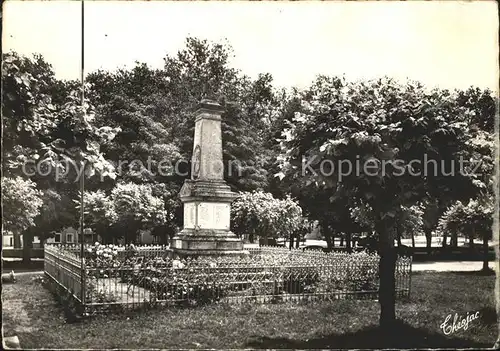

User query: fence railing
[44,244,412,314]
[44,245,84,304]
[50,243,169,258]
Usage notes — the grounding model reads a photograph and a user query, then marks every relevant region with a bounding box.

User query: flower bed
[45,244,411,311]
[82,245,389,306]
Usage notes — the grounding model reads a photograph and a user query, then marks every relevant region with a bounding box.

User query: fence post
[408,256,412,298]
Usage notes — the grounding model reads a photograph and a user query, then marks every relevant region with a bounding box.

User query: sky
[3,0,499,92]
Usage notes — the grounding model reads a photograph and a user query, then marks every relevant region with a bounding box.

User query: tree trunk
[13,232,22,249]
[22,230,33,264]
[451,231,458,247]
[411,231,415,248]
[469,232,474,252]
[249,233,254,244]
[396,227,402,247]
[442,231,448,248]
[325,235,333,250]
[424,228,432,254]
[340,236,344,247]
[377,221,397,330]
[482,231,489,271]
[346,233,352,252]
[289,236,294,250]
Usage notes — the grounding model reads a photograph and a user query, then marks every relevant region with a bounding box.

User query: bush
[144,270,232,306]
[282,266,320,294]
[85,277,118,304]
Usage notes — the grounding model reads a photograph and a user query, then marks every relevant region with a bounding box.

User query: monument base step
[171,229,245,252]
[170,237,244,251]
[166,248,250,259]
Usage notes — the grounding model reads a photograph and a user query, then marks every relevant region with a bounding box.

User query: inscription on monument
[198,203,211,229]
[214,203,230,230]
[183,203,196,229]
[191,202,231,230]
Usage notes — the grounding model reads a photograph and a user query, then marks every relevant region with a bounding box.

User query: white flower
[172,259,185,269]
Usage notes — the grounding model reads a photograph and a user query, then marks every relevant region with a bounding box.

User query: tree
[422,199,439,247]
[23,188,77,262]
[1,177,43,248]
[277,75,484,329]
[352,202,424,249]
[397,205,424,248]
[437,198,493,270]
[80,190,115,243]
[437,100,496,264]
[107,182,167,244]
[3,51,122,260]
[222,101,270,192]
[2,51,61,179]
[1,52,117,183]
[231,191,303,244]
[150,182,183,244]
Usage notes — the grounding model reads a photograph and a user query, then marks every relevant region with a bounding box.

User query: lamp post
[79,0,85,306]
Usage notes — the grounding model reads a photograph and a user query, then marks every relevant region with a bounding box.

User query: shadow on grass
[411,269,496,277]
[453,269,496,276]
[2,260,44,272]
[246,320,494,349]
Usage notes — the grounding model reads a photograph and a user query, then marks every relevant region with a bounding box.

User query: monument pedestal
[169,100,247,258]
[170,181,247,257]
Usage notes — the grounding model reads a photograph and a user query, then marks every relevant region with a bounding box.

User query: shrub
[85,277,118,304]
[282,266,320,294]
[85,243,121,269]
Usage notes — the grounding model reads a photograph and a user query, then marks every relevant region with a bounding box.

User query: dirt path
[412,261,498,272]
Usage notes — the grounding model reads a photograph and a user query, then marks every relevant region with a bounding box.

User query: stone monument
[170,99,246,257]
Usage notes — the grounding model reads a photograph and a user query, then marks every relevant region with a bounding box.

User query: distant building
[45,227,99,244]
[3,227,100,248]
[136,230,156,244]
[2,231,18,248]
[304,220,322,240]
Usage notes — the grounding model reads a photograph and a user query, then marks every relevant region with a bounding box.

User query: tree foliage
[436,198,493,241]
[276,75,494,328]
[108,182,167,243]
[1,176,43,233]
[3,52,121,183]
[231,191,303,242]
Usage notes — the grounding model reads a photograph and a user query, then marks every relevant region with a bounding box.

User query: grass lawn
[2,271,497,349]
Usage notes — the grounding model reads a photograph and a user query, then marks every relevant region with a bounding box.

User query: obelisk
[170,99,245,257]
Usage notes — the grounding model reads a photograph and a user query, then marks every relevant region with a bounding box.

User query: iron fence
[44,245,84,304]
[44,244,412,314]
